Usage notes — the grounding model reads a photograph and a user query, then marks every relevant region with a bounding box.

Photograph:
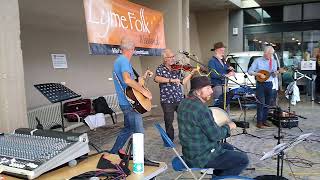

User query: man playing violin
[177,76,249,176]
[248,46,278,129]
[208,42,235,108]
[154,49,197,141]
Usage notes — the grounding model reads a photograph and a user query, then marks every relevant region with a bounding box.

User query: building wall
[1,0,230,131]
[21,25,143,109]
[0,0,28,132]
[196,10,229,64]
[189,12,202,62]
[229,9,243,53]
[21,0,185,113]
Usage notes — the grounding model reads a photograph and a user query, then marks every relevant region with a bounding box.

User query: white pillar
[0,0,28,132]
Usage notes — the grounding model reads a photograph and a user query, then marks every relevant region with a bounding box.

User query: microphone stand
[227,55,261,138]
[227,55,255,87]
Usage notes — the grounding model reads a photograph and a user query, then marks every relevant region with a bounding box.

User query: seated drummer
[177,76,249,176]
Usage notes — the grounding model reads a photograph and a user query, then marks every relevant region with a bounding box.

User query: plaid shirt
[177,94,230,168]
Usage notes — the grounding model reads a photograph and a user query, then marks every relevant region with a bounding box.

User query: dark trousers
[205,143,249,176]
[256,81,273,124]
[161,102,179,141]
[270,89,278,106]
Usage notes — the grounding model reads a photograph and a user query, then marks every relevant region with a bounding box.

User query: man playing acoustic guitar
[111,37,153,153]
[248,46,278,129]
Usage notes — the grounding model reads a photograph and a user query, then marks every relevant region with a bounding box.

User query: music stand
[258,133,312,180]
[34,83,81,132]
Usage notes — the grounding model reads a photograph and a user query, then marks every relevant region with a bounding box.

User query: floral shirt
[155,64,184,104]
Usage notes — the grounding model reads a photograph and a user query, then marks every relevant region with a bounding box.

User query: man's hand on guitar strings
[142,89,152,100]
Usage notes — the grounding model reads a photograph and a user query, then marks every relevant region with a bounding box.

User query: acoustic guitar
[125,71,152,114]
[256,68,286,83]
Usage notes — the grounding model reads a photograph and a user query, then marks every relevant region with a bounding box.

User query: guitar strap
[113,71,136,109]
[113,66,140,93]
[132,68,140,82]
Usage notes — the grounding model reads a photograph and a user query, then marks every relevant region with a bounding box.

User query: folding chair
[154,123,212,180]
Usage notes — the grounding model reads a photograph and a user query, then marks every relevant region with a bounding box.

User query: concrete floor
[77,95,320,180]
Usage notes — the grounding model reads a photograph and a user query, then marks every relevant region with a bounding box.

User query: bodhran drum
[209,107,231,127]
[214,176,254,180]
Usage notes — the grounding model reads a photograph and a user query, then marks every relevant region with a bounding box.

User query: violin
[170,63,208,73]
[170,64,194,71]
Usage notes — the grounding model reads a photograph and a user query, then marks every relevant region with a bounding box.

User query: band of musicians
[110,36,282,178]
[4,0,320,179]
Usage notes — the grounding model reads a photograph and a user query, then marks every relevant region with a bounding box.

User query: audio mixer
[0,128,90,179]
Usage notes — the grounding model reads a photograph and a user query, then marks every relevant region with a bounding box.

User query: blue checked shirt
[177,94,231,168]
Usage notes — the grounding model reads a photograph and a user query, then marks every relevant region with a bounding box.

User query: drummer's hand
[227,122,237,130]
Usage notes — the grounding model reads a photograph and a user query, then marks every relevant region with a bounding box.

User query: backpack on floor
[92,97,117,124]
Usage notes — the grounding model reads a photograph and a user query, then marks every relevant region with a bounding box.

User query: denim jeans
[110,105,144,154]
[161,102,179,141]
[205,143,249,176]
[256,81,273,124]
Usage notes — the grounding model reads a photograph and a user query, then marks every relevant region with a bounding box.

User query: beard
[203,95,211,101]
[197,93,211,102]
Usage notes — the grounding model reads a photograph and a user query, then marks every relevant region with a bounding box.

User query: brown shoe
[263,122,272,127]
[256,123,266,129]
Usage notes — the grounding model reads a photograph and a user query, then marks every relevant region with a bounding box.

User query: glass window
[283,4,302,21]
[304,3,320,20]
[262,6,283,23]
[303,30,320,60]
[244,33,281,52]
[244,8,262,24]
[283,32,302,68]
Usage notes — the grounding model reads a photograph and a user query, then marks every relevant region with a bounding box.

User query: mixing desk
[0,128,90,179]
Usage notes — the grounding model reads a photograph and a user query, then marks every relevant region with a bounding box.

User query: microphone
[178,50,190,56]
[179,50,197,57]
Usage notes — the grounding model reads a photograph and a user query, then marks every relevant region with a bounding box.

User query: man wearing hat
[177,76,249,176]
[208,42,235,108]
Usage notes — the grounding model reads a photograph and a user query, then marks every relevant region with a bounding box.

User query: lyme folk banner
[83,0,166,56]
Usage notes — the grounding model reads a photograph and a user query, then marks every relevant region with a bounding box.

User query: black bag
[92,97,116,124]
